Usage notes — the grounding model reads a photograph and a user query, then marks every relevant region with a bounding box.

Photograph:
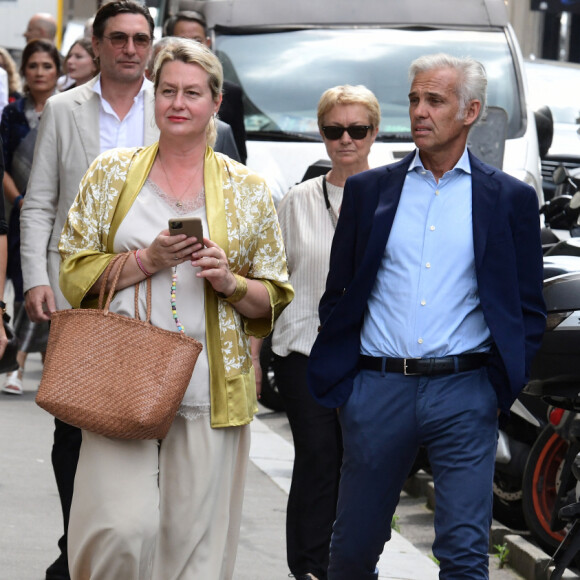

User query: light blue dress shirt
[360,149,492,358]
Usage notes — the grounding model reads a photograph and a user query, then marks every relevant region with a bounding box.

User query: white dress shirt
[92,75,153,153]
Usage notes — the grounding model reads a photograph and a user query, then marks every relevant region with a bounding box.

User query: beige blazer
[20,76,159,309]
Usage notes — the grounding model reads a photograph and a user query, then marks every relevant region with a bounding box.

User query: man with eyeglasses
[20,2,158,579]
[308,54,546,579]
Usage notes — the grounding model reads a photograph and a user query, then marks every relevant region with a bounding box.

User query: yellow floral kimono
[59,142,294,428]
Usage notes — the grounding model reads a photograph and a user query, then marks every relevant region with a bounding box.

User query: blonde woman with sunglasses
[267,85,379,580]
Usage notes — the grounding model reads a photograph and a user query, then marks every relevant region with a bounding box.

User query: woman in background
[270,85,380,580]
[0,47,22,103]
[0,39,60,394]
[0,138,9,358]
[62,38,98,89]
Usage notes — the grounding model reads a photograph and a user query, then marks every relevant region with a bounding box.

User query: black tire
[493,413,540,530]
[407,446,431,478]
[258,335,286,412]
[493,472,527,530]
[522,425,571,554]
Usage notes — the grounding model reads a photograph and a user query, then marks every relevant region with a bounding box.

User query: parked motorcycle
[493,162,580,539]
[541,165,580,254]
[522,271,580,577]
[493,394,547,529]
[520,265,580,566]
[521,408,580,557]
[490,175,580,529]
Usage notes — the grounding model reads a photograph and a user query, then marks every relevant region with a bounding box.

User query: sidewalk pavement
[0,352,438,580]
[249,417,440,580]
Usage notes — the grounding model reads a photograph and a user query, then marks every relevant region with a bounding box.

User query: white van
[192,0,545,203]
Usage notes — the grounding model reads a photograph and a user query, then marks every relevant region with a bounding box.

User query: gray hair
[148,36,177,77]
[409,53,487,125]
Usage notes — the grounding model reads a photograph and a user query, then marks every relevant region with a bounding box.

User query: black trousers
[51,419,82,576]
[272,352,342,580]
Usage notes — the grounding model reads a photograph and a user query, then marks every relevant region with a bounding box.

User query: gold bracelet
[218,274,248,303]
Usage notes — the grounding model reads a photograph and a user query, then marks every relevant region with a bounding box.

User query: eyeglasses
[103,33,152,50]
[321,125,373,140]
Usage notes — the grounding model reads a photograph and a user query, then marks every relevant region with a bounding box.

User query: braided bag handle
[97,252,152,323]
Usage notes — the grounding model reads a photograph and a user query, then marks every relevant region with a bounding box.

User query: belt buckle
[403,357,421,376]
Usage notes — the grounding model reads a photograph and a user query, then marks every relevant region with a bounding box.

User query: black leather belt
[358,353,489,376]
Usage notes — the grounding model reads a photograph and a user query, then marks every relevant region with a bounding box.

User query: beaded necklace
[171,266,185,334]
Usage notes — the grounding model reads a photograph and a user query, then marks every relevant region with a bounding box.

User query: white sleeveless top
[110,178,211,421]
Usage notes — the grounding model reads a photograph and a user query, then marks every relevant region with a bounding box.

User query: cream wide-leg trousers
[68,415,250,580]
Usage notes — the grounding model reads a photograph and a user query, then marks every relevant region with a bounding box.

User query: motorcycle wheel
[258,335,286,412]
[522,425,570,554]
[493,414,540,530]
[493,473,526,530]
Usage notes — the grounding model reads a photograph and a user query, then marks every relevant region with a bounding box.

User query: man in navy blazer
[308,54,546,579]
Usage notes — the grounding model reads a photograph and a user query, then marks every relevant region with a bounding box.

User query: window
[216,27,523,140]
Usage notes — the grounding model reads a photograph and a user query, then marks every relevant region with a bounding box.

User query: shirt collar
[92,74,152,101]
[408,147,472,175]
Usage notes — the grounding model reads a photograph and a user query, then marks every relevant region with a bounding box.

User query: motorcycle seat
[525,376,580,411]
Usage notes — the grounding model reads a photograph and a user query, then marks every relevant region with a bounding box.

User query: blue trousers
[328,368,498,580]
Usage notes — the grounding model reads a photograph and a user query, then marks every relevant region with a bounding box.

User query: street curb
[403,472,580,580]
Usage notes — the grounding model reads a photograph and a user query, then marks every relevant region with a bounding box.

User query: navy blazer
[307,151,546,414]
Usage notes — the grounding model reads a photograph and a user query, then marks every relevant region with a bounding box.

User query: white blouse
[111,179,211,420]
[271,175,342,357]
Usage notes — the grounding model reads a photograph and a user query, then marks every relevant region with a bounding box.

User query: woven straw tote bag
[36,252,203,439]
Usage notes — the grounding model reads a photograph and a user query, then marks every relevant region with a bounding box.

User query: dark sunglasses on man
[321,125,373,140]
[103,32,152,49]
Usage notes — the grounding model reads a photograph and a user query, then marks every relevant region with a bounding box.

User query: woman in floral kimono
[58,38,293,580]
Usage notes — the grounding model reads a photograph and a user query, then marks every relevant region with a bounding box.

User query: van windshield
[215,27,523,141]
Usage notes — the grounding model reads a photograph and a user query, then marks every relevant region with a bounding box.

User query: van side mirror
[553,166,570,185]
[534,105,554,159]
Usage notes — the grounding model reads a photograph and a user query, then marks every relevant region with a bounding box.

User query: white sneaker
[2,370,23,395]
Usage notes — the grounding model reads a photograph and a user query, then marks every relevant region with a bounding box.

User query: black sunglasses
[321,125,373,140]
[103,32,152,49]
